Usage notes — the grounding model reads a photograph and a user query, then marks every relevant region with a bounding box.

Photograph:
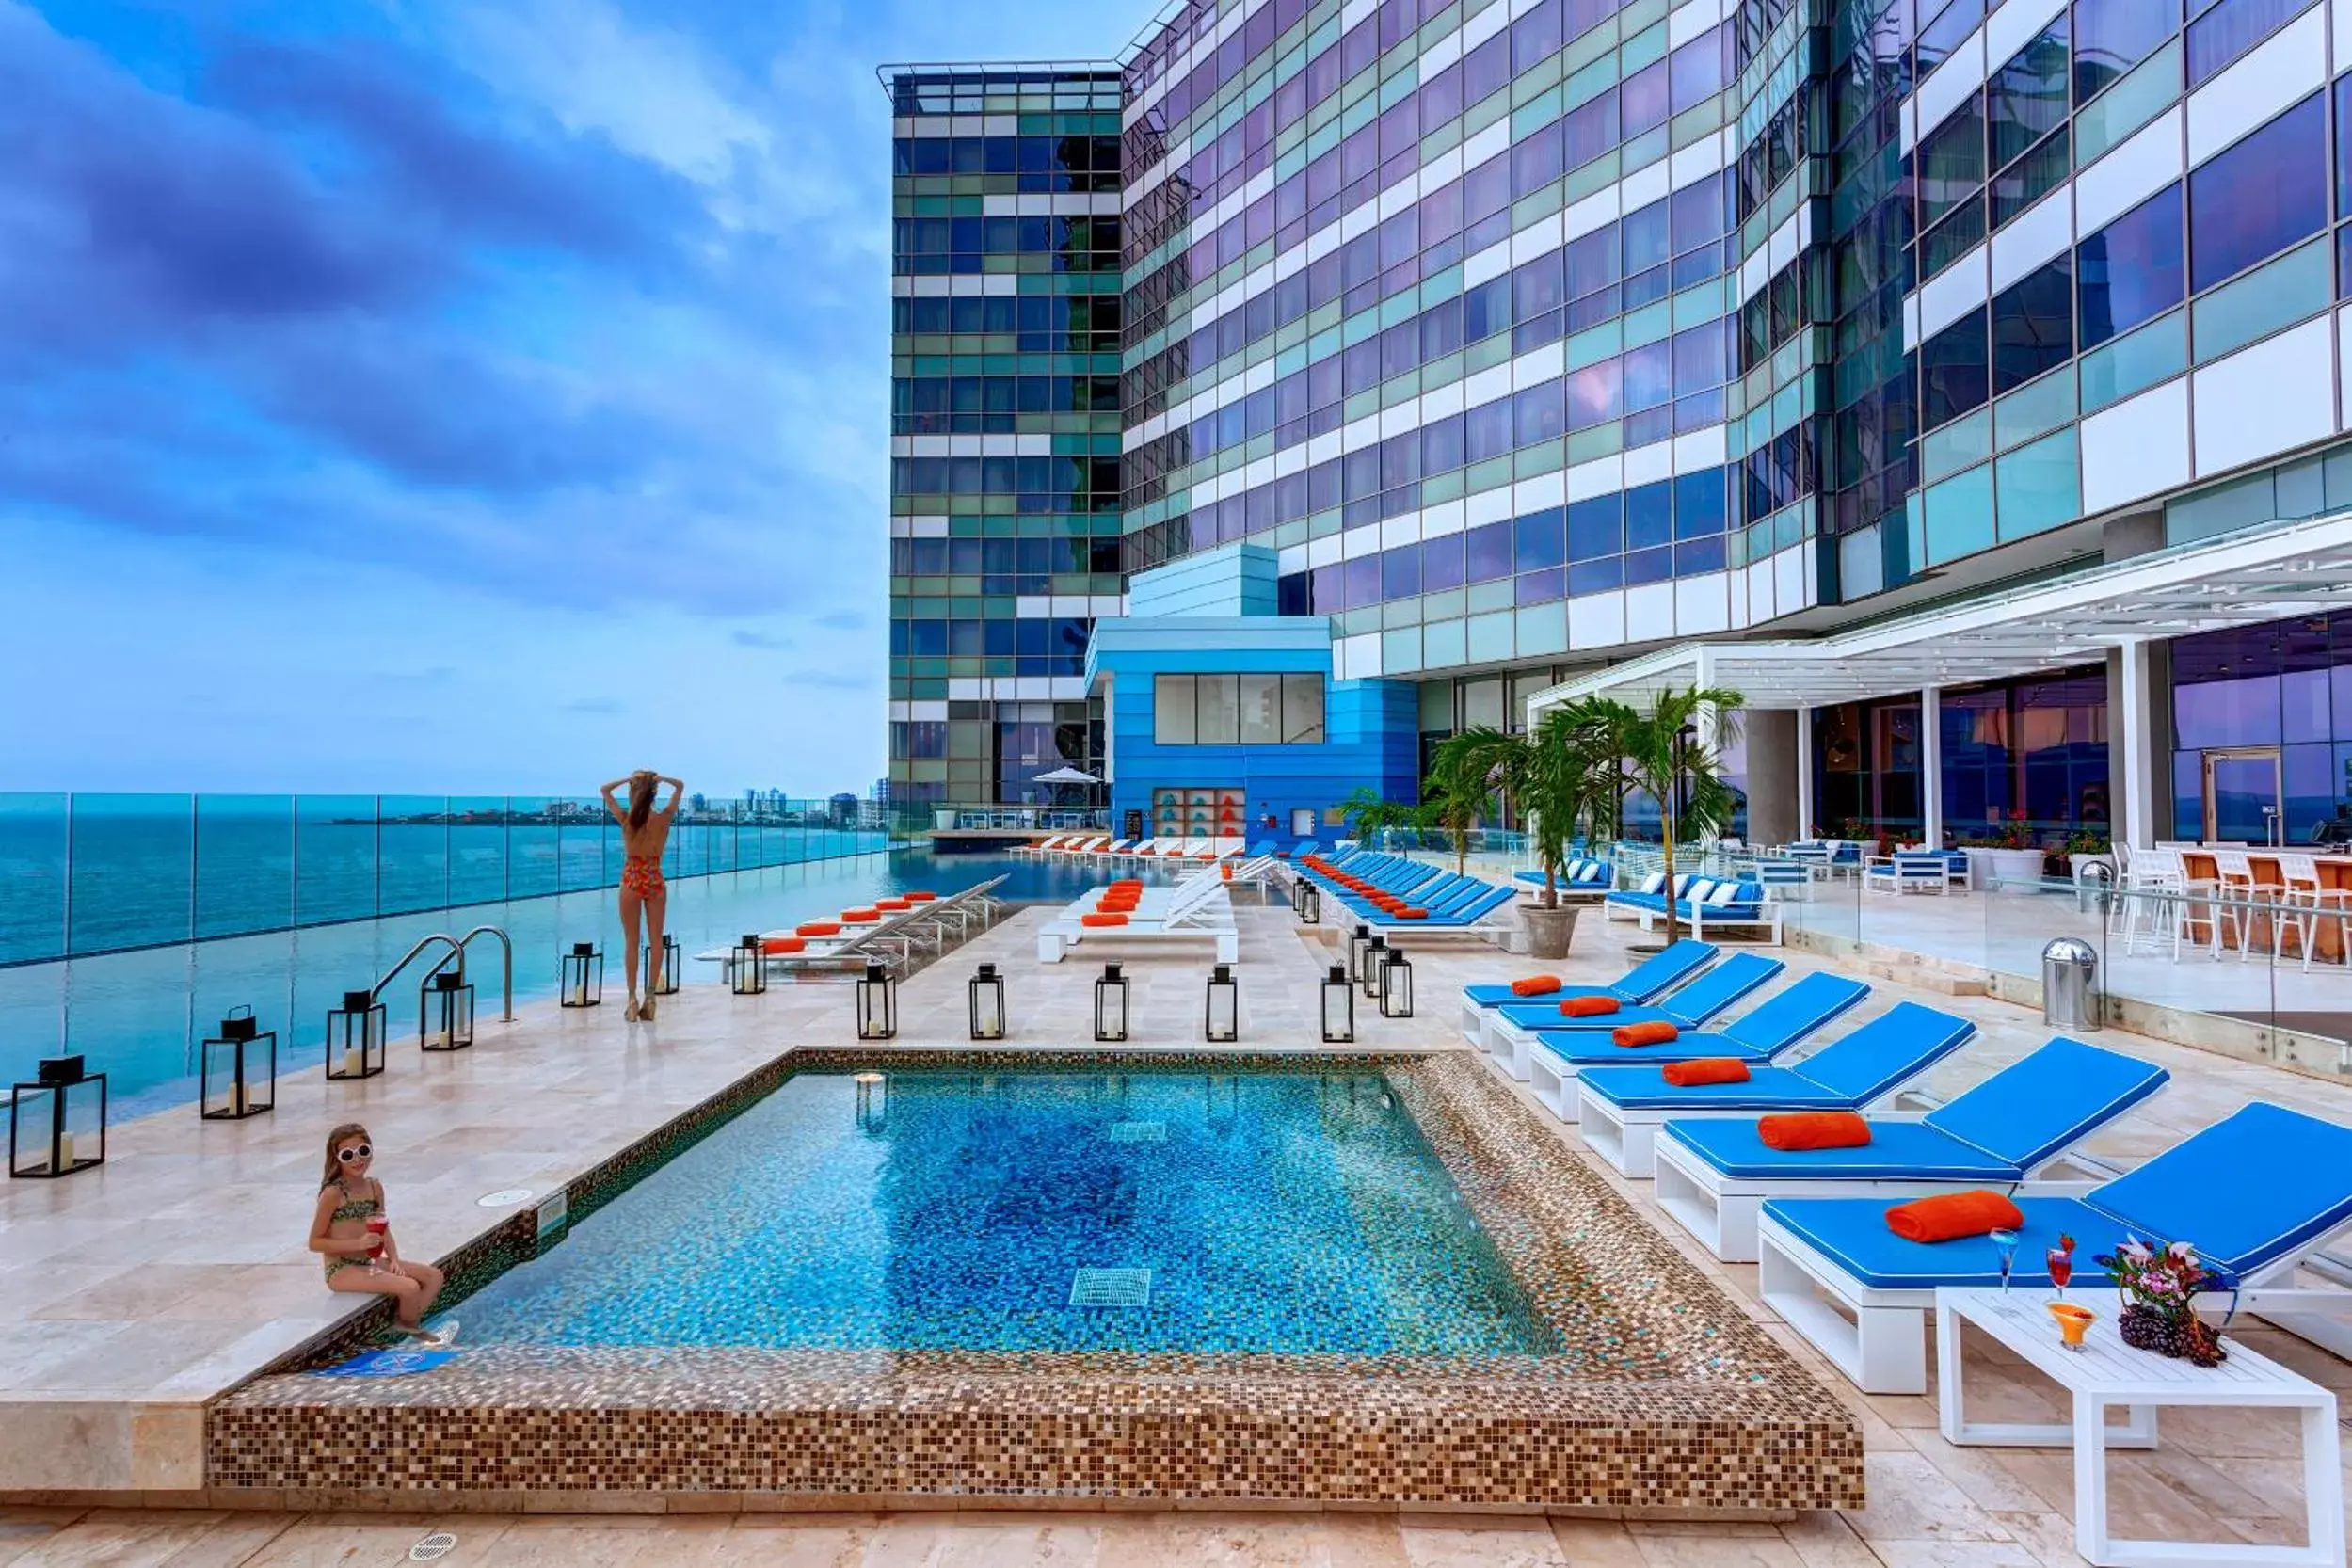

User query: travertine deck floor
[3,875,2350,1563]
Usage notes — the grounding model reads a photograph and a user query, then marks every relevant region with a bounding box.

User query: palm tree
[1426,727,1516,875]
[1338,786,1404,845]
[1616,685,1745,945]
[1521,697,1625,906]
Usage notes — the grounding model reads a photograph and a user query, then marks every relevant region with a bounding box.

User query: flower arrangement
[2094,1236,2227,1366]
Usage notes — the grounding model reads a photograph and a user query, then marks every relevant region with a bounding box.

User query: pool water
[455,1068,1560,1357]
[0,850,1159,1115]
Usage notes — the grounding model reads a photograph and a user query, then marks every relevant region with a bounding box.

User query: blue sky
[0,0,1118,796]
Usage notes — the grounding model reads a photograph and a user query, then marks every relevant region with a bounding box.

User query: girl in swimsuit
[309,1122,453,1344]
[600,769,683,1020]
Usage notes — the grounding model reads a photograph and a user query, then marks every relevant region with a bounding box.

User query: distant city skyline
[0,0,1106,796]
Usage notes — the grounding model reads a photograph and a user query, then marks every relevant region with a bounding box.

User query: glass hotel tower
[891,0,2352,845]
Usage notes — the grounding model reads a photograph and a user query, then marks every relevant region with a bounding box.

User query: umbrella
[1033,766,1101,785]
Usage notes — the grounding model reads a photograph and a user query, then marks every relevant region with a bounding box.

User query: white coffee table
[1935,1287,2344,1567]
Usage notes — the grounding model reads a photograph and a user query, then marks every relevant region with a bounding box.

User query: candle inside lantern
[342,1047,360,1078]
[56,1128,74,1170]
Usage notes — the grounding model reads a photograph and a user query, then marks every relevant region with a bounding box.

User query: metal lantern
[1379,947,1415,1018]
[1204,963,1240,1043]
[1320,964,1355,1043]
[9,1057,106,1179]
[1348,923,1373,985]
[422,969,475,1052]
[968,962,1006,1041]
[646,935,681,996]
[326,989,386,1081]
[1094,962,1130,1043]
[1295,880,1320,923]
[1360,935,1389,998]
[200,1006,275,1120]
[561,942,603,1008]
[728,932,767,996]
[856,961,897,1040]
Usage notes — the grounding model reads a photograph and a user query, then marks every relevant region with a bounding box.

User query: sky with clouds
[0,0,1124,797]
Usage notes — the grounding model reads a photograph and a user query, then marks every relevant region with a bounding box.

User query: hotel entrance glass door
[2201,749,2283,844]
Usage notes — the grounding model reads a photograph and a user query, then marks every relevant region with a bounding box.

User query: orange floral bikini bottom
[620,856,665,898]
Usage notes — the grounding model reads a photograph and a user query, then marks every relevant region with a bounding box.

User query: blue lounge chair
[1457,938,1717,1046]
[1367,882,1516,936]
[1245,839,1277,857]
[1652,1036,2169,1261]
[1575,1000,1972,1176]
[1522,970,1872,1121]
[1478,953,1784,1069]
[1758,1101,2352,1393]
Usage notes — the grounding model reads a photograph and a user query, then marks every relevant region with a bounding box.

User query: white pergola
[1523,512,2352,849]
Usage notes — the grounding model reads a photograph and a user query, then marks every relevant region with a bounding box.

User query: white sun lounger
[1035,874,1238,963]
[1652,1036,2168,1262]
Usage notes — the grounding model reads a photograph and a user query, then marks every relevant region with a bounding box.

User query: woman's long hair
[628,773,654,834]
[322,1122,370,1190]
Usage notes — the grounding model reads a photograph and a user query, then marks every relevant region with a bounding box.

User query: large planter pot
[1520,903,1580,960]
[1987,847,2047,893]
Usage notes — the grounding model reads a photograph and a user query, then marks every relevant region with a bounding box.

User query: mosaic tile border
[211,1048,1863,1511]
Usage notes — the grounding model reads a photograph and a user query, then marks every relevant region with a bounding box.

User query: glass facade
[892,0,2352,808]
[2170,616,2352,843]
[1812,667,2108,843]
[887,68,1125,808]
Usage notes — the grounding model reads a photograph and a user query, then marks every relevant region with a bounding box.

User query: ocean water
[455,1067,1560,1357]
[0,847,1154,1118]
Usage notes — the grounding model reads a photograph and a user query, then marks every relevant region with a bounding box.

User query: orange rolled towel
[1884,1191,2025,1243]
[902,891,938,902]
[1511,976,1562,997]
[1397,907,1429,919]
[761,936,806,955]
[1610,1020,1681,1047]
[1662,1058,1752,1086]
[841,908,881,923]
[1081,912,1128,927]
[876,898,910,911]
[795,921,841,936]
[1758,1112,1872,1150]
[1558,996,1620,1017]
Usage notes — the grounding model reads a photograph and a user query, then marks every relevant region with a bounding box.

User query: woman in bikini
[309,1122,453,1344]
[600,769,683,1019]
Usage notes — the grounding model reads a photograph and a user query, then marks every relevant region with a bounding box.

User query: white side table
[1935,1288,2344,1567]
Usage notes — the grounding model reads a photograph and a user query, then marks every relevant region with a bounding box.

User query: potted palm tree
[1614,684,1745,948]
[1429,701,1621,958]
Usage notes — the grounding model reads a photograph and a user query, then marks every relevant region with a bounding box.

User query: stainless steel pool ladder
[369,925,516,1023]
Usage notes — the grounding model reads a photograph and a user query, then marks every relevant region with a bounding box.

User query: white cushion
[1639,872,1667,893]
[1704,881,1746,906]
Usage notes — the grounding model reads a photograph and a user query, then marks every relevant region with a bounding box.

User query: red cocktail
[2046,1245,2073,1297]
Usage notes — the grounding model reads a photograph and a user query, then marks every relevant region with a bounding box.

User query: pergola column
[1796,706,1815,840]
[1921,685,1943,849]
[2120,637,2154,851]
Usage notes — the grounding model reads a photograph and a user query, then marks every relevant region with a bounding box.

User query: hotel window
[1153,674,1327,744]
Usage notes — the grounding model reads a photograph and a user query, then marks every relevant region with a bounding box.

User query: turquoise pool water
[0,850,1157,1116]
[455,1067,1560,1357]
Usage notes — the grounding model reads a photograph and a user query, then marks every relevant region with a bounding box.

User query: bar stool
[2115,847,2200,960]
[2206,848,2260,960]
[2276,853,2352,971]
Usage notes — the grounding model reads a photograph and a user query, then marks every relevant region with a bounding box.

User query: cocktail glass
[365,1216,389,1274]
[2046,1245,2073,1301]
[1990,1227,2020,1294]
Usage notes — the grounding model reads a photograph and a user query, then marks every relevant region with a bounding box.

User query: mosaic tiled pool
[454,1067,1560,1357]
[215,1051,1864,1511]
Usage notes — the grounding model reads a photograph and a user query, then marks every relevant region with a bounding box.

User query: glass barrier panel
[296,795,378,926]
[557,804,605,893]
[0,792,69,964]
[448,796,508,908]
[507,799,560,899]
[195,794,294,939]
[377,795,452,917]
[71,793,195,953]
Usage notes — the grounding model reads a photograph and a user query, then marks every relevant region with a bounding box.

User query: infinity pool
[0,850,1163,1115]
[454,1067,1560,1357]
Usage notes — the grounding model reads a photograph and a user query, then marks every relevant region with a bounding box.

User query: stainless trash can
[2041,936,2101,1031]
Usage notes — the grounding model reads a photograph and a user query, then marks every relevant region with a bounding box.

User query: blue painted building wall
[1085,549,1419,837]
